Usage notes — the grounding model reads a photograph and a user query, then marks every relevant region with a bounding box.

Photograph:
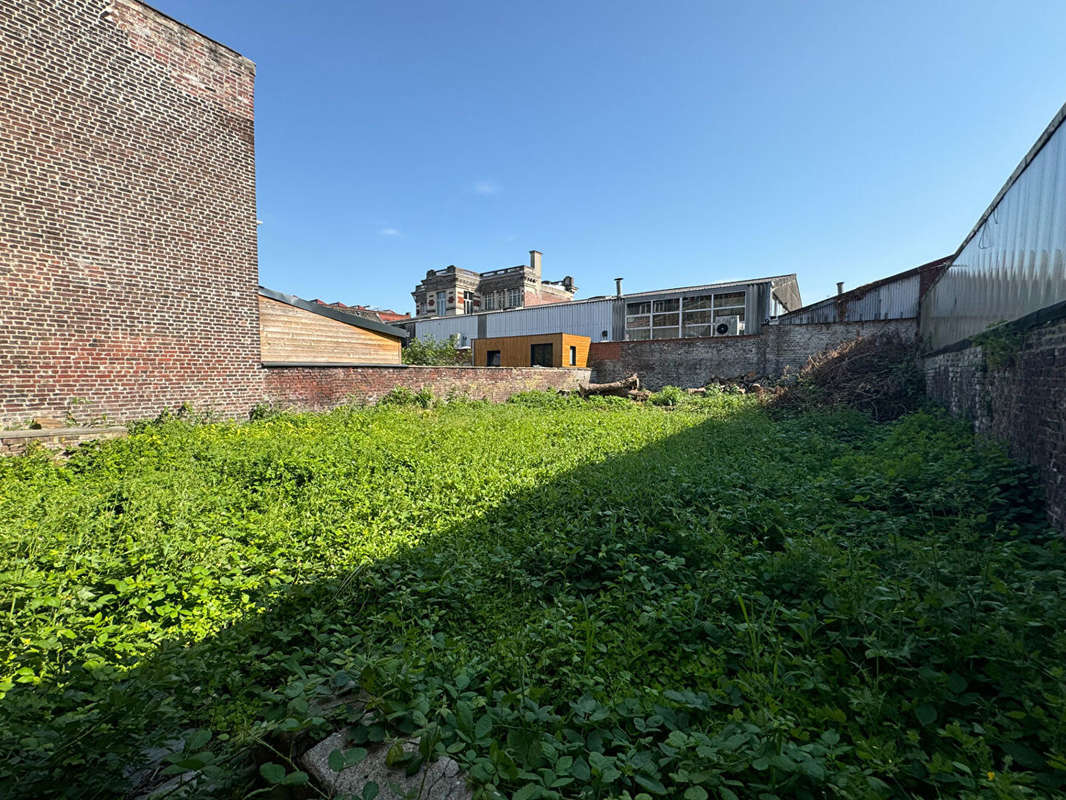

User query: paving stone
[302,731,472,800]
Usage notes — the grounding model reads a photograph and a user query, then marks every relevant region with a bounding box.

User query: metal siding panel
[923,120,1066,348]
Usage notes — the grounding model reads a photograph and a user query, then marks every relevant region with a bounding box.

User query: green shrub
[649,385,685,406]
[401,334,470,365]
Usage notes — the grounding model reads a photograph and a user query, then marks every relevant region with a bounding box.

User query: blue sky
[155,0,1066,313]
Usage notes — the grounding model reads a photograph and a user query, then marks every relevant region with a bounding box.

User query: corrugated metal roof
[620,273,796,299]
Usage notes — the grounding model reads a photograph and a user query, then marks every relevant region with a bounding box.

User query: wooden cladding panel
[473,333,590,368]
[259,296,401,364]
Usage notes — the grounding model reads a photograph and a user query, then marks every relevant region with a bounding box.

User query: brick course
[923,311,1066,533]
[264,365,592,410]
[0,0,262,427]
[589,319,916,389]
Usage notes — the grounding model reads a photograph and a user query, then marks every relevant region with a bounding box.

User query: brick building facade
[412,250,576,317]
[0,0,263,426]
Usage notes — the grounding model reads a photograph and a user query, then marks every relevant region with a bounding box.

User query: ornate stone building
[411,251,576,317]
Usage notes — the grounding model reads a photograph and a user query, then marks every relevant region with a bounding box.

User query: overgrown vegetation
[402,334,471,365]
[1,394,1062,799]
[973,323,1025,371]
[770,332,924,421]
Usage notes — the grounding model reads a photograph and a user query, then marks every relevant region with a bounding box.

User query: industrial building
[400,274,802,345]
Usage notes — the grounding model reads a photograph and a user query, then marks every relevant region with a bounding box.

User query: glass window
[569,346,577,366]
[683,310,714,325]
[683,324,713,338]
[714,308,745,321]
[626,301,651,316]
[652,328,677,339]
[653,298,680,313]
[713,291,745,308]
[652,313,679,327]
[486,350,501,366]
[530,343,553,367]
[627,329,650,341]
[484,294,495,311]
[684,294,714,310]
[626,315,650,328]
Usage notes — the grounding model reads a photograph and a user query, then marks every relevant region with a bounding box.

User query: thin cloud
[378,227,401,237]
[473,180,500,196]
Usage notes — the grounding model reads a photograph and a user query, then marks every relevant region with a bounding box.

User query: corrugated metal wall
[922,108,1066,349]
[410,299,618,344]
[410,315,478,346]
[779,274,920,324]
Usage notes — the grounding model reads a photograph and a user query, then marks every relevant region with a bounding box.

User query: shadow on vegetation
[2,400,1063,800]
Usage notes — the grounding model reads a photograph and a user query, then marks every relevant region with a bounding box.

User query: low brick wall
[0,426,127,455]
[263,365,592,410]
[923,303,1066,533]
[589,319,916,389]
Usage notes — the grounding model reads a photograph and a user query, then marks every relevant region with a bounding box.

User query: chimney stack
[529,250,542,278]
[615,277,623,297]
[836,281,844,296]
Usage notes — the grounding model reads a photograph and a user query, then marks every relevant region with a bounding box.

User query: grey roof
[259,287,408,340]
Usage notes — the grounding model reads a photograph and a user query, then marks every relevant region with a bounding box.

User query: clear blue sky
[154,0,1066,313]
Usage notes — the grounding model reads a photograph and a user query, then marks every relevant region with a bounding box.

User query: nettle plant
[0,398,1063,799]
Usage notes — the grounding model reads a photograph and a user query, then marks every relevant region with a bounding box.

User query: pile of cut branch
[769,332,923,421]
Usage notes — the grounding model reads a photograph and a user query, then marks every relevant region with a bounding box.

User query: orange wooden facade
[472,333,590,368]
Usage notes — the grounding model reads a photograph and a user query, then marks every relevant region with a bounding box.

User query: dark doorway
[486,350,501,367]
[530,343,553,367]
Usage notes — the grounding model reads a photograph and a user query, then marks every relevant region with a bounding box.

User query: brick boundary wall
[0,0,263,428]
[263,365,592,410]
[589,319,916,389]
[923,303,1066,533]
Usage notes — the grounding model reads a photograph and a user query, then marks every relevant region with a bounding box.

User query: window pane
[714,309,745,320]
[652,328,677,339]
[652,313,679,327]
[682,309,713,324]
[626,301,651,315]
[653,298,680,312]
[626,315,650,328]
[684,294,713,310]
[714,292,745,308]
[627,329,650,341]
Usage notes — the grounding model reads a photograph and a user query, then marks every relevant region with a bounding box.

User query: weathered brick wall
[264,366,591,410]
[923,309,1066,533]
[589,319,916,388]
[0,0,262,427]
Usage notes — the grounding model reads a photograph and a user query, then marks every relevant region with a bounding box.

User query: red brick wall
[264,365,592,409]
[923,308,1066,533]
[0,0,262,427]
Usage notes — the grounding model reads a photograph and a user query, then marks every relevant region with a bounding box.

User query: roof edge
[780,257,952,317]
[130,0,253,63]
[954,100,1066,259]
[259,287,408,339]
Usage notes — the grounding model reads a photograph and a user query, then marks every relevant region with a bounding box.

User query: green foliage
[649,385,685,406]
[0,399,1061,799]
[401,334,470,365]
[379,386,436,408]
[973,322,1025,370]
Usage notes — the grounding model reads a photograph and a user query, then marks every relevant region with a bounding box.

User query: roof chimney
[836,281,844,296]
[615,277,623,297]
[529,250,542,278]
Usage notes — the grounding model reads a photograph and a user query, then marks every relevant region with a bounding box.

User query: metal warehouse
[399,274,801,345]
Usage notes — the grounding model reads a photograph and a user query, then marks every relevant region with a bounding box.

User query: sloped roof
[259,287,408,340]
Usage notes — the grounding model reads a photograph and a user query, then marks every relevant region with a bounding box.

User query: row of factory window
[625,291,746,340]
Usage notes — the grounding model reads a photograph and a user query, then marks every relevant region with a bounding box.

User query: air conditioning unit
[713,316,742,336]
